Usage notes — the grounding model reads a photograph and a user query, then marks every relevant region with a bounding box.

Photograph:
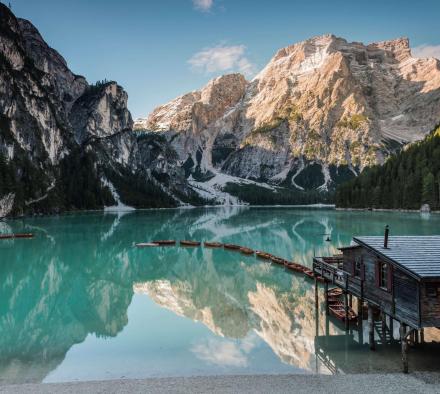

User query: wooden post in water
[381,312,387,343]
[420,328,425,344]
[410,330,415,347]
[357,297,364,345]
[315,278,319,309]
[400,324,409,373]
[315,277,319,338]
[368,304,375,350]
[324,281,329,316]
[357,297,363,323]
[389,317,394,341]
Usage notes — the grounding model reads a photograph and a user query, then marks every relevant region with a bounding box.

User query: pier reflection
[1,208,440,383]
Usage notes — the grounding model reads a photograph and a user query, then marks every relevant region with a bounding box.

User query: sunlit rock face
[136,34,440,191]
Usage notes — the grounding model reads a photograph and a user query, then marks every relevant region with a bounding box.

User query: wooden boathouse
[313,227,440,373]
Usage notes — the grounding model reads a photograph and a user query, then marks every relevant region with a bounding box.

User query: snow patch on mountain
[102,178,135,212]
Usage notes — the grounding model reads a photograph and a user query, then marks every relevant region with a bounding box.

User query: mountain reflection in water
[1,207,440,384]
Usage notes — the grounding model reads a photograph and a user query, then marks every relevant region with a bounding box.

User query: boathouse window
[427,284,439,298]
[375,261,392,291]
[354,258,362,277]
[380,263,388,288]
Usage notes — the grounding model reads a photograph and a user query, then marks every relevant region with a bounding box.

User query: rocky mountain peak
[70,81,133,145]
[135,34,440,197]
[136,73,247,134]
[368,37,411,61]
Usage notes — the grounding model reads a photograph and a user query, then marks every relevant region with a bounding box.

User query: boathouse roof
[353,236,440,279]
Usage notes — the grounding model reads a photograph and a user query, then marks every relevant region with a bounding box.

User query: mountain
[135,34,440,202]
[336,126,440,210]
[2,1,440,216]
[0,3,201,217]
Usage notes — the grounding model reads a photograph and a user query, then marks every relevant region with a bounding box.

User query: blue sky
[9,0,440,119]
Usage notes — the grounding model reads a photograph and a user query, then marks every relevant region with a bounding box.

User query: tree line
[336,127,440,210]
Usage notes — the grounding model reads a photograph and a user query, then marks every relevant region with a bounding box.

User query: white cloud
[193,0,214,12]
[412,44,440,60]
[191,337,257,367]
[188,44,257,77]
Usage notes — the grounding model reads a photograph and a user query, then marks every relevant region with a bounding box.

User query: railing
[313,257,362,297]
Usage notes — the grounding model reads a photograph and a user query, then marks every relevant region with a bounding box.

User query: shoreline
[1,204,336,222]
[1,373,439,394]
[336,207,440,214]
[4,204,440,223]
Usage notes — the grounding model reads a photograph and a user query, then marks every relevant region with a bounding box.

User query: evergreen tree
[336,126,440,210]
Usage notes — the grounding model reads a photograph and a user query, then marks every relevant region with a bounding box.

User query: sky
[8,0,440,119]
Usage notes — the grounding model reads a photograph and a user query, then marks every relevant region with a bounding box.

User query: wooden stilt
[349,294,353,308]
[420,328,425,344]
[324,281,329,316]
[358,300,364,345]
[400,324,409,373]
[390,317,394,341]
[410,330,415,347]
[315,278,319,309]
[381,312,387,343]
[325,315,330,337]
[315,278,319,338]
[344,291,349,330]
[368,305,375,350]
[357,297,363,323]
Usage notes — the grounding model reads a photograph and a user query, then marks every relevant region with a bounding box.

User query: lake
[1,207,440,384]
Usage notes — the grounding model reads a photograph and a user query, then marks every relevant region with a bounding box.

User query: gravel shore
[1,373,440,394]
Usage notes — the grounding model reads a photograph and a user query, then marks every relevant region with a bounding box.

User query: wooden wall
[420,282,440,327]
[342,247,421,328]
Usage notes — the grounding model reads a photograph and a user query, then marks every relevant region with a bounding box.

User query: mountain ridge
[135,33,440,201]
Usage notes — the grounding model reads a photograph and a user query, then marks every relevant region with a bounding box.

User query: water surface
[1,208,440,384]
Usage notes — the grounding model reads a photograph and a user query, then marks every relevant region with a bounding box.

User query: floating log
[180,240,201,247]
[152,240,176,246]
[255,251,272,260]
[204,241,223,248]
[136,242,159,248]
[0,233,34,240]
[224,243,241,251]
[240,247,254,255]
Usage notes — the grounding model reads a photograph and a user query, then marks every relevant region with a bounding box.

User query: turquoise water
[1,208,440,384]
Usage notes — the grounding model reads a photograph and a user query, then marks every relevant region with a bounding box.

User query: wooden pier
[313,228,440,373]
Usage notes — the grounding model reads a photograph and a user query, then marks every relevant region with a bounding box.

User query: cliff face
[136,34,440,195]
[0,3,199,216]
